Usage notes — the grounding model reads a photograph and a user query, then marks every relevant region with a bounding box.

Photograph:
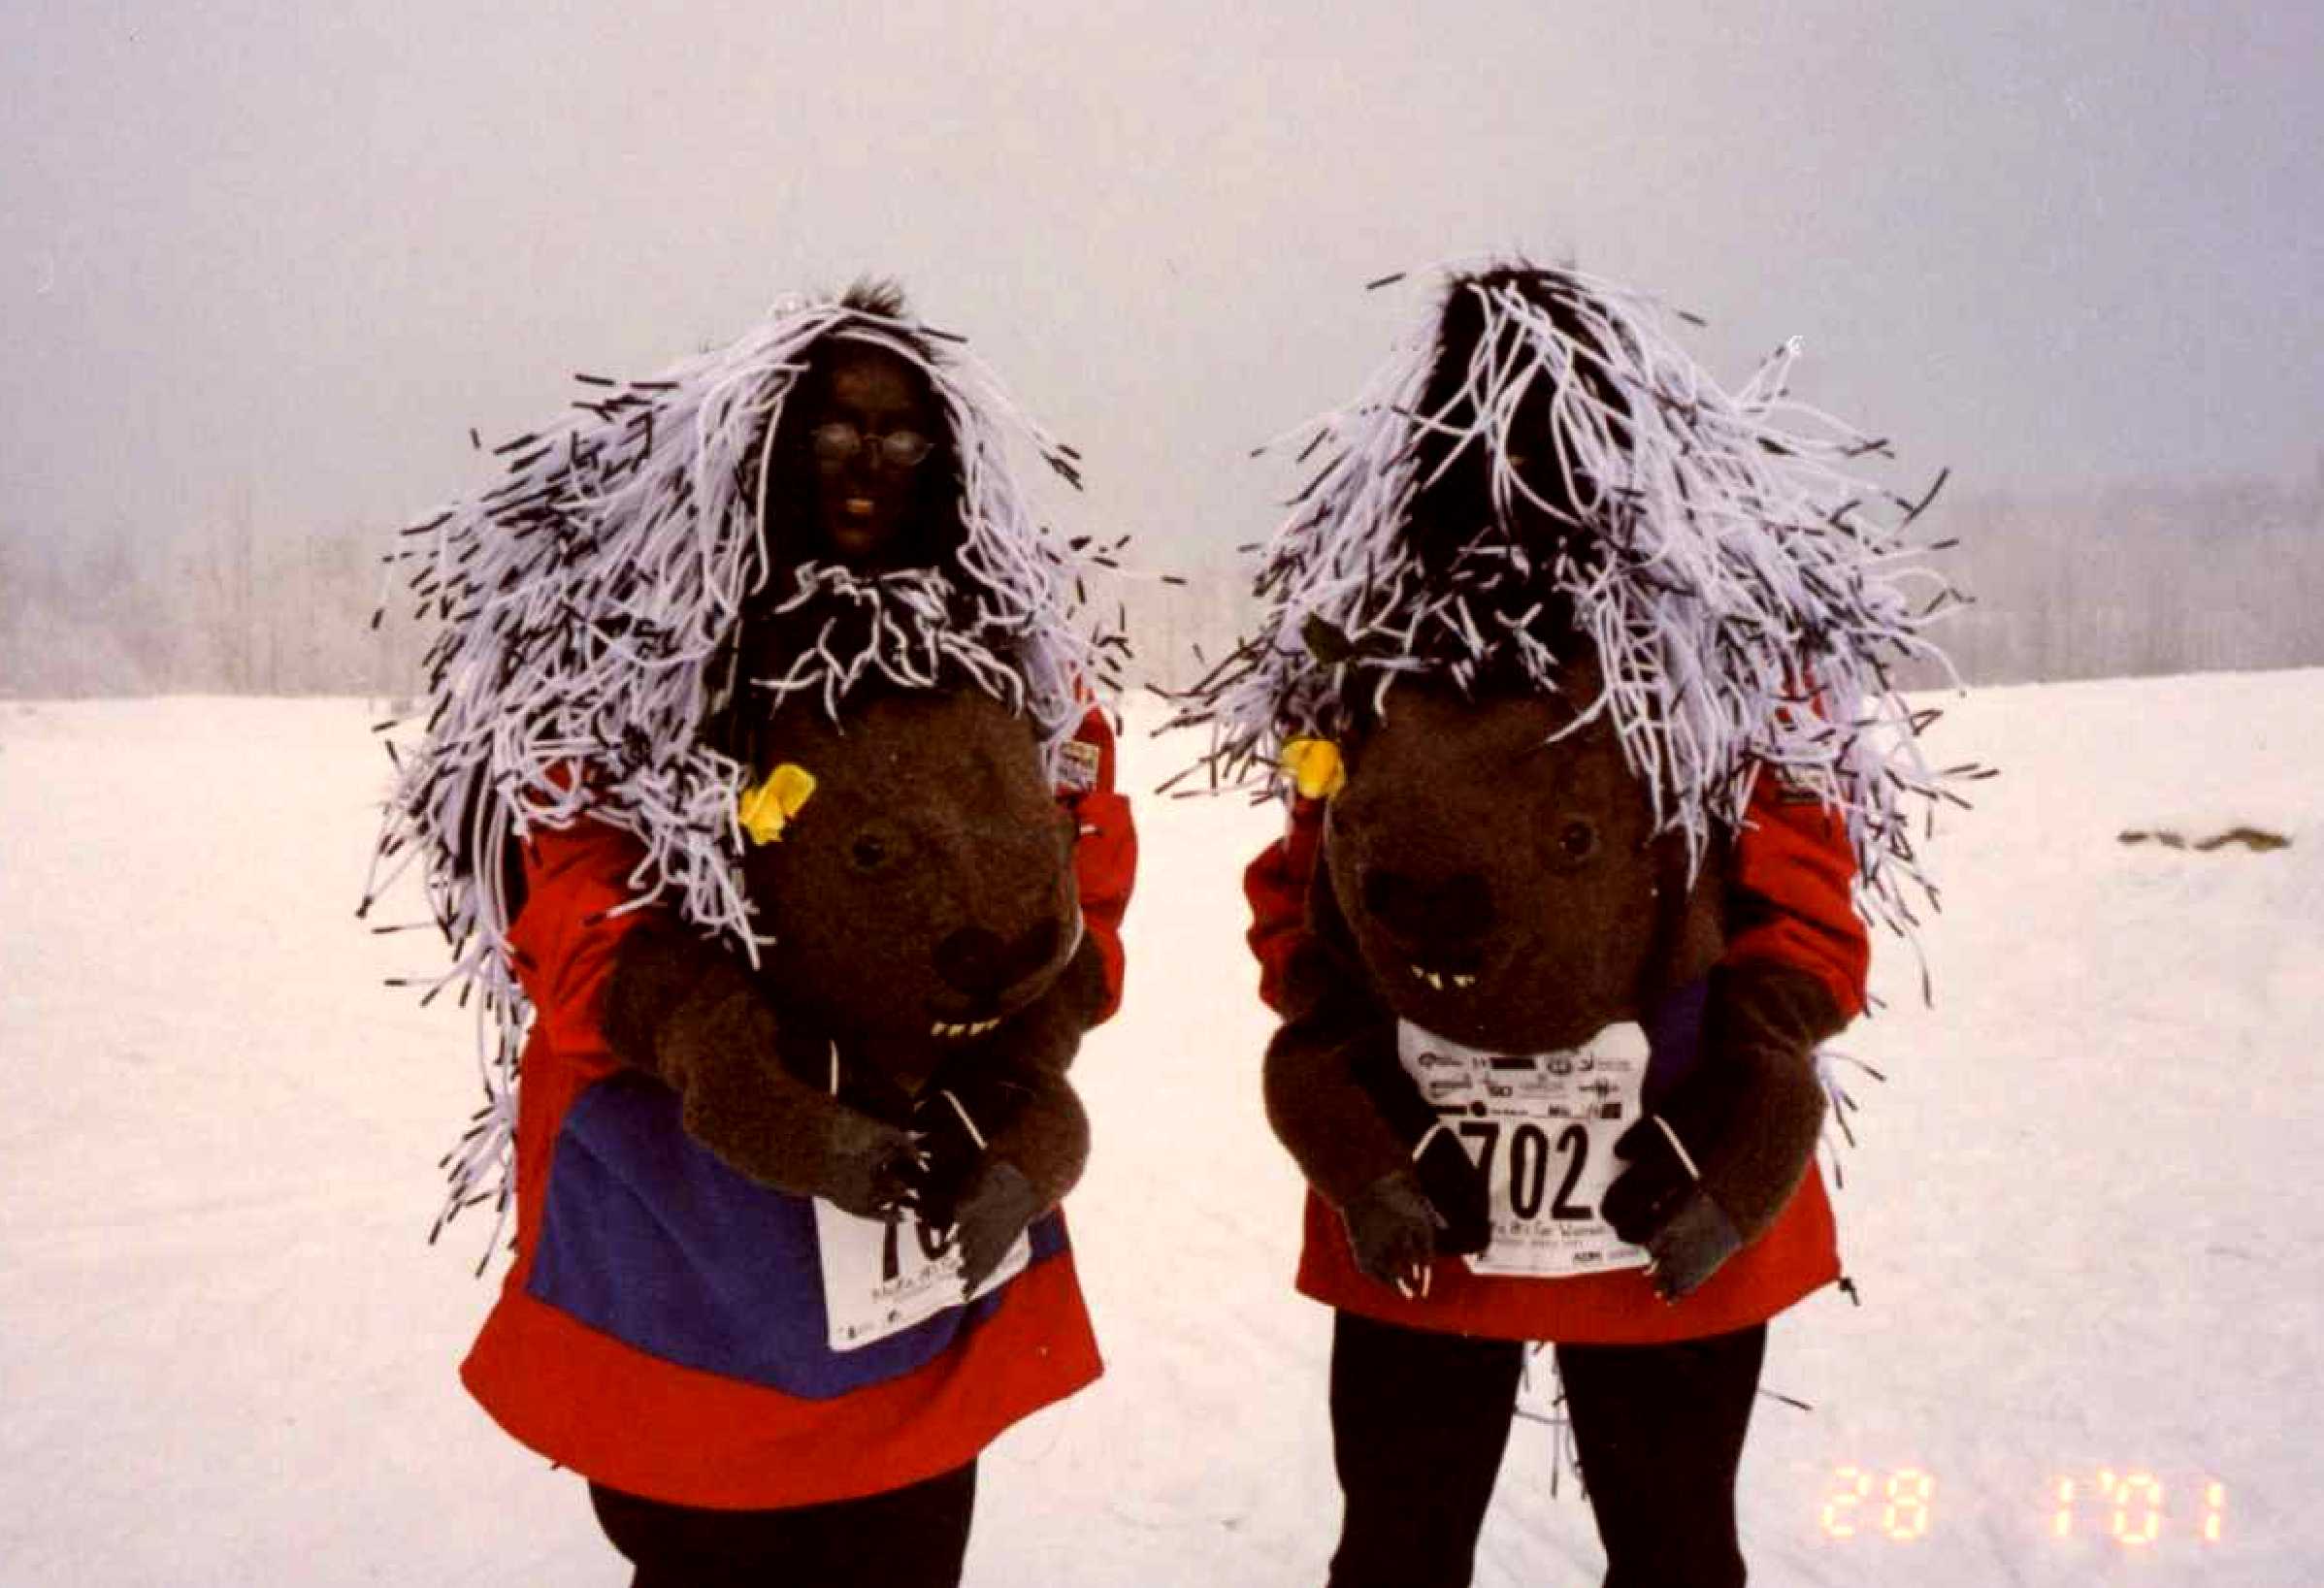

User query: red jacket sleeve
[504,814,663,1072]
[1245,794,1326,1016]
[1720,772,1871,1020]
[1062,708,1137,1025]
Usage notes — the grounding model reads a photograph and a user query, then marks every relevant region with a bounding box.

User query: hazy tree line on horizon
[0,496,403,701]
[3,479,2320,703]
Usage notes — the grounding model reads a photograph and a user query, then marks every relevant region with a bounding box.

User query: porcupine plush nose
[933,919,1064,1002]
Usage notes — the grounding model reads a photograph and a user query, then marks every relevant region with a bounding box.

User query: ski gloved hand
[1410,1124,1492,1258]
[902,1039,1086,1296]
[1340,1169,1447,1298]
[951,1159,1043,1295]
[1603,1116,1744,1301]
[904,1072,1026,1230]
[1601,961,1844,1301]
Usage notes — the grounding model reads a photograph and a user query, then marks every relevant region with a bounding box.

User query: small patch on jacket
[1058,738,1101,794]
[1773,772,1825,807]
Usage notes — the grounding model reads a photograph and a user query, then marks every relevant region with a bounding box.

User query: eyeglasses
[808,422,936,470]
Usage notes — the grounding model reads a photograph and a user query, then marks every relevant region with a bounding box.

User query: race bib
[1397,1021,1653,1279]
[813,1201,1031,1352]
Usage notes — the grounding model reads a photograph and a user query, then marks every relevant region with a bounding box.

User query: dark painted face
[737,689,1078,1089]
[805,343,942,570]
[1321,671,1722,1053]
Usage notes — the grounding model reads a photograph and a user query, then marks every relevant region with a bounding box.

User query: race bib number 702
[1396,1021,1654,1279]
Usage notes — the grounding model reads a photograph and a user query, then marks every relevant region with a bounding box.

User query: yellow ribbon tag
[1281,737,1346,800]
[737,763,817,845]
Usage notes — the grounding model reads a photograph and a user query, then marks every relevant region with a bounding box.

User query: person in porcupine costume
[1208,264,1959,1587]
[368,282,1136,1586]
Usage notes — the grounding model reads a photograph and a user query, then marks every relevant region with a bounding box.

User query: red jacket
[461,708,1134,1508]
[1245,770,1864,1345]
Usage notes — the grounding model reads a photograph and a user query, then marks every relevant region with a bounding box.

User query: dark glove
[1603,1116,1745,1301]
[904,1072,1030,1230]
[953,1160,1044,1295]
[905,938,1096,1229]
[1411,1125,1492,1258]
[604,922,917,1218]
[1602,962,1842,1300]
[1339,1169,1445,1296]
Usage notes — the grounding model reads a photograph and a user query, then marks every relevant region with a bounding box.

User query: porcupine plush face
[1321,664,1725,1055]
[738,686,1079,1090]
[1309,271,1733,1055]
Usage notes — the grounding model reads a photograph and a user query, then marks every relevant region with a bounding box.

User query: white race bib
[813,1201,1031,1352]
[1396,1021,1653,1279]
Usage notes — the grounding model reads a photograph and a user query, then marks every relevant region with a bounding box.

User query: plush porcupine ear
[1302,613,1402,668]
[1302,614,1358,665]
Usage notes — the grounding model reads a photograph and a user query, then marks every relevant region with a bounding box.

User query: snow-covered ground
[4,670,2320,1585]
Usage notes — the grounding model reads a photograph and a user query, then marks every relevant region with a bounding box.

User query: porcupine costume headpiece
[1172,260,1975,949]
[361,285,1128,1262]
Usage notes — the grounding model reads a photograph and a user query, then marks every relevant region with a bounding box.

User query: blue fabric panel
[528,1073,1066,1401]
[1639,976,1709,1114]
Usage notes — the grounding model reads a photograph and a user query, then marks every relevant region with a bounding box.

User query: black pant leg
[1553,1324,1768,1588]
[1326,1309,1527,1588]
[590,1482,716,1588]
[589,1460,977,1588]
[806,1461,977,1585]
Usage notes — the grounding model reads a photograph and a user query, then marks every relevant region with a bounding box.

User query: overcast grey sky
[4,0,2316,569]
